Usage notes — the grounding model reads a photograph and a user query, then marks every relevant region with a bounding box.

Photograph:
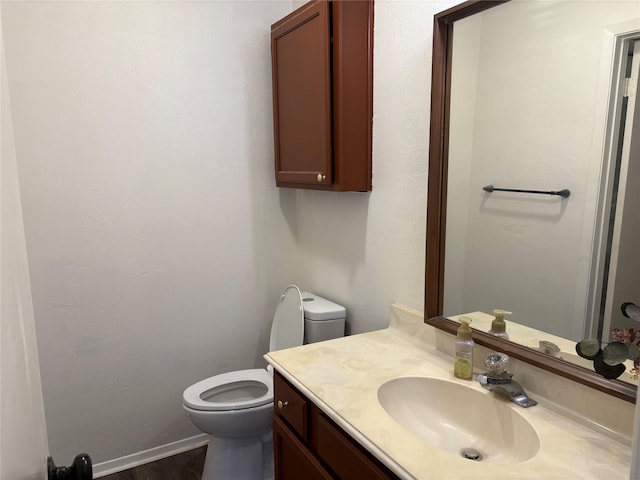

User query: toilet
[182,285,346,480]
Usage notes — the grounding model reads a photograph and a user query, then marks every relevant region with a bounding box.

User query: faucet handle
[538,340,561,357]
[475,372,512,385]
[484,352,509,376]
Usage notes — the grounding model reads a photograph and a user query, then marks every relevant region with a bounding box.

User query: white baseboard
[92,434,209,478]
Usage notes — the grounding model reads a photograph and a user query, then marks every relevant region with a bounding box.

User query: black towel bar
[482,185,571,198]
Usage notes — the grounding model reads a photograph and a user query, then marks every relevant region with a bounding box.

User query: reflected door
[604,40,640,339]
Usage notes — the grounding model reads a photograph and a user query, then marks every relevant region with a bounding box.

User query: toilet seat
[183,369,272,412]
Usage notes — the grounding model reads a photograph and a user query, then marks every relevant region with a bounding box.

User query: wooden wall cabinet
[273,371,398,480]
[270,0,373,192]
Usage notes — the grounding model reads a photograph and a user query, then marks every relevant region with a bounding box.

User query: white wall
[444,1,638,341]
[2,0,297,467]
[1,31,49,479]
[295,0,461,334]
[6,0,639,473]
[3,0,465,470]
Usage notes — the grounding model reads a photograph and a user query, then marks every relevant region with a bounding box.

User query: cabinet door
[273,415,333,480]
[314,410,396,480]
[271,1,332,187]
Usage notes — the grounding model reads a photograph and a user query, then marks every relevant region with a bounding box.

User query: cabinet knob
[316,173,326,183]
[277,400,289,410]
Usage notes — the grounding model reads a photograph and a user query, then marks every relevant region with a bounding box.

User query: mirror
[445,1,640,383]
[425,0,639,402]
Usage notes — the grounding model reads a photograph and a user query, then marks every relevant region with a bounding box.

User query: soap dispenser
[488,309,512,340]
[454,317,474,380]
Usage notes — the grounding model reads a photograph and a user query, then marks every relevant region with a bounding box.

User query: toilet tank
[301,292,346,344]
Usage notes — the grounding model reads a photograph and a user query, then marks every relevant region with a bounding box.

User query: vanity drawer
[314,410,395,480]
[274,372,308,440]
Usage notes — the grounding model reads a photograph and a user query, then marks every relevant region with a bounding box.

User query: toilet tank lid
[301,292,346,321]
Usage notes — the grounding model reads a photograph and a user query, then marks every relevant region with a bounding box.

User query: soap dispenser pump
[454,317,474,380]
[488,309,512,340]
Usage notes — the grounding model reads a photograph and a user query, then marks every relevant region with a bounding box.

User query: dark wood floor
[101,446,206,480]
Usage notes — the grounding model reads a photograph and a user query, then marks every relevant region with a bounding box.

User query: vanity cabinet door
[273,415,333,480]
[313,410,396,480]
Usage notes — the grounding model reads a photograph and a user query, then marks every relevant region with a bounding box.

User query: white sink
[377,377,540,464]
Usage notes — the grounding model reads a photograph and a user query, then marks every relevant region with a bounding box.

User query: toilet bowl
[182,285,346,480]
[183,369,273,437]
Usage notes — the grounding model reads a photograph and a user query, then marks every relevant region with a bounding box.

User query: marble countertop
[264,308,632,479]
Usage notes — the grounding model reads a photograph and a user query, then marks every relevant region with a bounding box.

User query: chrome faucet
[475,353,537,408]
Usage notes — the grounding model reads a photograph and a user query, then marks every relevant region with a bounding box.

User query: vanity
[266,0,640,477]
[272,372,396,479]
[266,305,633,479]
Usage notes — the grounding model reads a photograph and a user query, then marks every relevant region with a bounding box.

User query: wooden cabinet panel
[274,372,309,440]
[271,1,332,186]
[314,411,395,480]
[271,0,373,192]
[330,0,373,192]
[273,415,333,480]
[273,371,400,480]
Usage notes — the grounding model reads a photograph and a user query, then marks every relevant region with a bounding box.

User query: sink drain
[460,448,483,461]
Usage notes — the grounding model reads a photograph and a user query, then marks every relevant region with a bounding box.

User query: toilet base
[202,432,273,480]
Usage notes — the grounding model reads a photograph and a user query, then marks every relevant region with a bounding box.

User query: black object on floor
[48,453,93,480]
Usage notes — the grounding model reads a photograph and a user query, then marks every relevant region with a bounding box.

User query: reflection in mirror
[425,0,639,402]
[442,1,640,383]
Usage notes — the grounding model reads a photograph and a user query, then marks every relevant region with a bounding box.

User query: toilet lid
[269,285,304,352]
[183,369,273,411]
